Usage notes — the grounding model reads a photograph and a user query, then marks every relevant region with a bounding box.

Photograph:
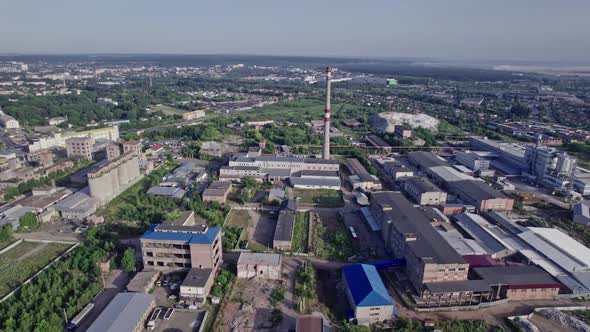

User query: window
[369,313,380,317]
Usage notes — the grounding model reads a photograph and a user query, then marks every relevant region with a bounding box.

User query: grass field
[150,105,187,116]
[291,212,309,253]
[0,239,16,251]
[224,209,250,228]
[0,241,71,296]
[293,189,344,208]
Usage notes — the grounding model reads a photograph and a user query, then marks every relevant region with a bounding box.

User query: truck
[67,303,95,331]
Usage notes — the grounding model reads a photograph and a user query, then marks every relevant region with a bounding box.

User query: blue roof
[343,264,393,307]
[141,225,220,245]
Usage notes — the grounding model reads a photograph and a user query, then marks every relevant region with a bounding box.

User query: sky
[1,0,589,62]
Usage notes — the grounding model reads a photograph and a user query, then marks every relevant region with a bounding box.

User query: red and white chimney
[322,67,332,159]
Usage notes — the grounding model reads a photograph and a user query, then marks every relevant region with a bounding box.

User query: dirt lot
[225,209,276,250]
[218,258,300,331]
[340,210,386,261]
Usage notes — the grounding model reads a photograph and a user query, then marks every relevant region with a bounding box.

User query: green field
[150,105,187,116]
[291,212,310,253]
[0,241,71,296]
[293,189,344,207]
[224,209,250,228]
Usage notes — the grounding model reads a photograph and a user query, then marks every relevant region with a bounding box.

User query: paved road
[507,177,570,209]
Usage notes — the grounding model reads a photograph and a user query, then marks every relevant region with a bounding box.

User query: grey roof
[429,166,474,183]
[346,158,374,182]
[473,265,560,287]
[404,177,443,193]
[156,221,208,233]
[371,192,465,264]
[408,151,449,168]
[367,135,392,148]
[289,177,341,188]
[238,253,281,266]
[425,280,491,294]
[235,155,338,165]
[55,192,97,212]
[86,293,155,332]
[181,268,214,288]
[274,212,295,242]
[451,180,509,201]
[202,181,231,197]
[147,186,186,198]
[262,168,292,177]
[453,213,509,255]
[298,170,340,178]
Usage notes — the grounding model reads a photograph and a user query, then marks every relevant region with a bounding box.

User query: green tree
[121,247,136,272]
[17,213,39,233]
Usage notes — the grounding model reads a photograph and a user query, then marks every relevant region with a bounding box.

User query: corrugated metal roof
[454,213,511,255]
[86,293,155,332]
[343,264,393,307]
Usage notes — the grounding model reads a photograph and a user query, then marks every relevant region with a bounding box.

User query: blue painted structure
[367,259,405,270]
[343,264,394,307]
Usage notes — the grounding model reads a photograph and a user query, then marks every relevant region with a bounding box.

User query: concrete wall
[506,287,559,301]
[237,263,282,280]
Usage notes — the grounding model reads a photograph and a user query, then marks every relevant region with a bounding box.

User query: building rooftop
[181,268,214,288]
[454,213,511,255]
[297,170,340,178]
[289,177,341,188]
[238,252,281,266]
[343,264,393,307]
[429,166,474,183]
[54,192,97,212]
[404,177,443,193]
[425,280,491,294]
[274,213,295,242]
[86,293,155,332]
[408,151,449,169]
[371,191,465,265]
[473,265,560,288]
[234,155,338,165]
[346,158,374,183]
[451,180,509,201]
[141,224,220,245]
[147,186,186,198]
[127,270,159,292]
[202,181,231,197]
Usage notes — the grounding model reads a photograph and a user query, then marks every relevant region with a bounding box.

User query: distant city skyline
[1,0,589,62]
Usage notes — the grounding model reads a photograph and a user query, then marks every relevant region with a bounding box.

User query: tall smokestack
[322,67,332,159]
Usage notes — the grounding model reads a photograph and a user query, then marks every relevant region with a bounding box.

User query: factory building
[381,161,414,180]
[469,137,528,174]
[181,109,206,121]
[453,213,513,258]
[342,264,395,325]
[365,135,392,153]
[419,280,492,308]
[449,180,514,212]
[28,125,119,153]
[237,253,282,280]
[273,200,297,251]
[88,152,141,205]
[408,151,449,170]
[180,268,215,305]
[370,192,469,291]
[86,293,155,332]
[54,192,98,220]
[394,126,412,140]
[455,151,491,172]
[524,140,577,189]
[573,203,590,226]
[402,177,447,206]
[202,181,232,204]
[473,266,560,301]
[140,212,222,270]
[229,155,339,172]
[66,137,95,161]
[0,111,20,129]
[573,177,590,196]
[345,158,381,191]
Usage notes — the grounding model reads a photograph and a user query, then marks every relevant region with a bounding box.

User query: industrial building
[229,155,339,173]
[370,192,469,291]
[180,268,215,305]
[574,177,590,196]
[449,180,514,212]
[453,213,513,258]
[28,125,119,153]
[140,212,222,270]
[381,161,414,180]
[66,137,95,161]
[524,138,577,189]
[408,151,449,170]
[88,152,141,205]
[455,151,491,172]
[573,203,590,225]
[419,280,492,308]
[345,158,381,191]
[394,126,412,140]
[54,191,98,220]
[473,265,560,301]
[182,109,206,121]
[273,200,297,251]
[0,111,20,129]
[147,186,186,199]
[342,264,394,325]
[469,137,528,174]
[86,293,155,332]
[202,181,232,203]
[126,270,160,293]
[402,177,447,206]
[365,135,393,153]
[237,253,282,280]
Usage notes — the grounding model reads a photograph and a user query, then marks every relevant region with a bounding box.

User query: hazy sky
[1,0,589,61]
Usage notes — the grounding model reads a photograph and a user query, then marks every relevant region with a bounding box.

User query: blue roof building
[140,220,222,270]
[342,264,394,325]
